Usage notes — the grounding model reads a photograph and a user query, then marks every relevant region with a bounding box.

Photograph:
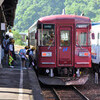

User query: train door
[57,26,72,66]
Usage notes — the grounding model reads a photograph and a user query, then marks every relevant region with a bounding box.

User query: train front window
[60,30,70,46]
[76,31,87,46]
[37,24,55,46]
[42,24,55,46]
[76,24,90,46]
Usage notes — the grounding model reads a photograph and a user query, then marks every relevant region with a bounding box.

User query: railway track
[41,85,89,100]
[72,86,89,100]
[41,85,60,100]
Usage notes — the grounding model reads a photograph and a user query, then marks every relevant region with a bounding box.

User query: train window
[38,24,55,46]
[88,32,91,46]
[42,24,55,46]
[60,30,70,46]
[76,32,87,46]
[91,33,95,39]
[42,30,55,46]
[37,29,41,46]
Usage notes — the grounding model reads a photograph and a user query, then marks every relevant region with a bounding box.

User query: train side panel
[91,25,100,64]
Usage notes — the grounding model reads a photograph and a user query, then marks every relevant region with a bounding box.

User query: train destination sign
[43,24,54,29]
[76,24,89,28]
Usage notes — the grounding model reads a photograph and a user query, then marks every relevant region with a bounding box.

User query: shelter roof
[2,0,18,26]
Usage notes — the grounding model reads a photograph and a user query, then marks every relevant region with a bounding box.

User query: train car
[91,23,100,72]
[28,15,91,85]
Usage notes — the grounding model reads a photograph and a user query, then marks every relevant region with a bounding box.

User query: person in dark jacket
[28,46,35,69]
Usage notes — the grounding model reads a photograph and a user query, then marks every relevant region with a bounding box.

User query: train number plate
[42,52,52,57]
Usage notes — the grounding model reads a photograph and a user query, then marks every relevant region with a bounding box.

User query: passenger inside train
[43,31,55,46]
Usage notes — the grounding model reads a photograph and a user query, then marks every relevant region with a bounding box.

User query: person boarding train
[21,46,29,69]
[27,46,35,69]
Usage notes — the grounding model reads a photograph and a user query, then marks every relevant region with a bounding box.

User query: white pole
[95,72,98,84]
[50,69,54,77]
[62,9,65,15]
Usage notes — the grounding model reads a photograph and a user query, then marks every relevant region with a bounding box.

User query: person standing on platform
[3,35,10,64]
[8,39,15,68]
[6,29,13,39]
[21,46,29,69]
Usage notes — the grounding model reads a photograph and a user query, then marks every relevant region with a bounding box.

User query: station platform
[0,54,44,100]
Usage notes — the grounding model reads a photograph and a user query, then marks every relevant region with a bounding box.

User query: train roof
[38,15,91,23]
[28,15,91,33]
[92,22,100,26]
[91,24,100,33]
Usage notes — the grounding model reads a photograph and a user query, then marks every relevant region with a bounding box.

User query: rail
[73,86,89,100]
[52,88,61,100]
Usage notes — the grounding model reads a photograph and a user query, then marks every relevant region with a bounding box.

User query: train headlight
[46,69,49,73]
[79,52,89,57]
[42,52,52,57]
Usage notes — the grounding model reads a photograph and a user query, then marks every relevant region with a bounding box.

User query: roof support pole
[0,0,4,6]
[0,7,3,67]
[0,6,6,67]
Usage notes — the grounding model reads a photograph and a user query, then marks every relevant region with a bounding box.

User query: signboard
[1,23,5,30]
[43,24,54,29]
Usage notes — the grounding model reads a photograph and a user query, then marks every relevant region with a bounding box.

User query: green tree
[12,30,24,45]
[14,0,65,32]
[64,0,100,21]
[14,0,100,33]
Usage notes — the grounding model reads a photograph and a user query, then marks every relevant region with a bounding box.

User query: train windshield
[38,24,55,46]
[76,24,90,46]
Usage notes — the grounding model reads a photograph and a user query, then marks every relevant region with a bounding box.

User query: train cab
[28,15,91,85]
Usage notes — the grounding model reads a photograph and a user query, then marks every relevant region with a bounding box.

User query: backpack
[5,44,9,54]
[19,49,24,56]
[26,49,30,55]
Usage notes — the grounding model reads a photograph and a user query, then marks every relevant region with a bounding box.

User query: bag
[5,44,9,54]
[19,49,24,56]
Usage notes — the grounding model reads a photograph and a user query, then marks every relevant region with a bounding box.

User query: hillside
[14,0,100,32]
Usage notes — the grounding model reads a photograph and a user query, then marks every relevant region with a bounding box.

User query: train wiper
[48,39,54,50]
[76,41,83,49]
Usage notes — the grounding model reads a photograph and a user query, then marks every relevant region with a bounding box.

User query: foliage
[12,30,24,45]
[14,0,100,32]
[14,0,65,32]
[64,0,100,21]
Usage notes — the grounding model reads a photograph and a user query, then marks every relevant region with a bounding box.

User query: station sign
[1,23,5,30]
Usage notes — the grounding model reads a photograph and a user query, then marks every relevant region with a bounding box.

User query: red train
[28,15,91,85]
